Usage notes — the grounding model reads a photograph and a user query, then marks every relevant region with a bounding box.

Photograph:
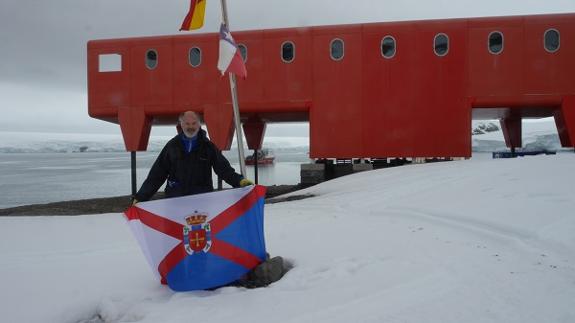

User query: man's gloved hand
[239,178,253,187]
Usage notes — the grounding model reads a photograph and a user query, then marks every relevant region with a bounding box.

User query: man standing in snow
[132,111,284,287]
[132,111,252,203]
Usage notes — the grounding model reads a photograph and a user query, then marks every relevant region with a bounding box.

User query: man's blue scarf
[180,133,198,154]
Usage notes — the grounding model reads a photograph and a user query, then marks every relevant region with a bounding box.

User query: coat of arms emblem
[183,211,212,255]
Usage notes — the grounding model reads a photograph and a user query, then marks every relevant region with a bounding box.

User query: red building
[88,13,575,158]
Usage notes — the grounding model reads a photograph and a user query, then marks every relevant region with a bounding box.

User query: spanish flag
[180,0,207,31]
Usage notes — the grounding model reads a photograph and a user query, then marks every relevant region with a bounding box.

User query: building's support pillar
[118,107,152,152]
[500,113,522,154]
[243,117,266,184]
[242,117,266,150]
[118,107,152,197]
[204,105,234,151]
[555,96,575,148]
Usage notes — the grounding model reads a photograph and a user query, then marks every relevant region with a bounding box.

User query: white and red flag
[124,185,266,291]
[217,23,247,78]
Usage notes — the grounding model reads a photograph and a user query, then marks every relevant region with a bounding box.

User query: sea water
[0,149,310,208]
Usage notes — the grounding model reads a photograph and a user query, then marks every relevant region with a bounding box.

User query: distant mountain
[0,119,569,154]
[0,132,310,154]
[472,118,568,152]
[472,122,499,135]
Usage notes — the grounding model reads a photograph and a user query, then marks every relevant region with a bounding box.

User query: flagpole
[220,0,247,178]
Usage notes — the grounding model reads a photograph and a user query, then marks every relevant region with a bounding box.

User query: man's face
[181,113,200,137]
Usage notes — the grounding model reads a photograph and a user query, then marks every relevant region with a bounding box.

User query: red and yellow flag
[180,0,207,31]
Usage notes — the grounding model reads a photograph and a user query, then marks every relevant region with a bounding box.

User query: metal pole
[131,151,137,197]
[220,0,247,177]
[220,0,229,26]
[229,74,247,177]
[254,149,259,184]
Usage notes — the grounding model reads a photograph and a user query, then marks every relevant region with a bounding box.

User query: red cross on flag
[124,185,267,291]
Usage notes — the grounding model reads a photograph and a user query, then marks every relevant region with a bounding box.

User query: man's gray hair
[178,111,202,124]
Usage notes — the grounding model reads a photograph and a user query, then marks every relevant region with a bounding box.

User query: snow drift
[1,153,574,323]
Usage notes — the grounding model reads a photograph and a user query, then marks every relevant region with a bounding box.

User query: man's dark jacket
[134,129,242,201]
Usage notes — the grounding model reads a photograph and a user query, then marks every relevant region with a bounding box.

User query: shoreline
[0,184,310,216]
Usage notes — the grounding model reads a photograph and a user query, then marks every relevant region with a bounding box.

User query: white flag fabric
[217,23,247,78]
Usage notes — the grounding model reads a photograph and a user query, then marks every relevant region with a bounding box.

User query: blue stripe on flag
[215,197,267,261]
[167,252,248,291]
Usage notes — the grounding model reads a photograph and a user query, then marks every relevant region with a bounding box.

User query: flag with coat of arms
[124,185,267,291]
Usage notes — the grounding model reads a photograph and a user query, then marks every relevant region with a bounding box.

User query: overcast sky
[1,0,574,135]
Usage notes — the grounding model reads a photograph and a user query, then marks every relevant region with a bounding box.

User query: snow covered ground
[1,153,574,323]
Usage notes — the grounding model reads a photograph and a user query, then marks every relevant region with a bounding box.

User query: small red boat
[245,149,275,165]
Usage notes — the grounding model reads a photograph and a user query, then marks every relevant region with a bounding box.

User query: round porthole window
[282,41,295,63]
[145,49,158,69]
[381,36,396,59]
[488,31,504,54]
[544,29,560,53]
[434,33,449,57]
[189,47,201,67]
[238,44,248,62]
[330,38,344,61]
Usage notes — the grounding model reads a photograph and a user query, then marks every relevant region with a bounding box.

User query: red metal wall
[87,13,575,157]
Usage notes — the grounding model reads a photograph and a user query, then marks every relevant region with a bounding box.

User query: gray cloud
[0,0,574,133]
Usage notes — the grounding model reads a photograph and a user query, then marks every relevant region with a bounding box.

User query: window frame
[433,33,449,57]
[488,31,504,55]
[145,49,158,70]
[281,41,296,63]
[380,35,397,59]
[543,28,560,53]
[330,38,345,61]
[188,47,202,68]
[238,43,248,63]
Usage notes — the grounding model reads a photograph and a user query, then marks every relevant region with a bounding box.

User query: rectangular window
[98,54,122,72]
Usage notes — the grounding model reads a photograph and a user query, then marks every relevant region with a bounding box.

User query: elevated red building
[88,13,575,158]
